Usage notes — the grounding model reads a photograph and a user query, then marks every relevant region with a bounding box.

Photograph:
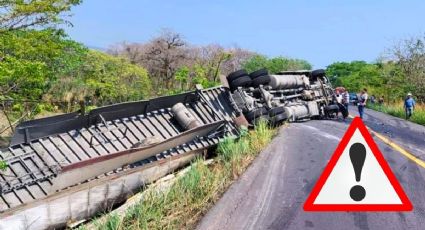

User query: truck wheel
[227,69,248,82]
[249,68,268,79]
[270,113,287,126]
[245,107,268,122]
[269,106,285,116]
[251,75,271,87]
[324,104,339,118]
[230,76,252,90]
[311,69,326,79]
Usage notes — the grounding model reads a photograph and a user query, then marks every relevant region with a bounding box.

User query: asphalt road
[197,107,425,230]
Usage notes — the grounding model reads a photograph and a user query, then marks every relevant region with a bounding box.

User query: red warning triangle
[304,117,412,211]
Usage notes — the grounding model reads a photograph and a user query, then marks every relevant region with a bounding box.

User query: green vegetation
[327,34,425,126]
[0,4,311,148]
[0,1,153,125]
[326,61,406,101]
[327,34,425,103]
[87,120,275,230]
[367,103,425,126]
[1,29,86,99]
[109,33,312,96]
[0,0,81,32]
[242,54,312,74]
[0,29,152,106]
[50,50,151,105]
[0,160,7,171]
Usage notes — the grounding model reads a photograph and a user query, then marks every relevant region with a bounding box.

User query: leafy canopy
[242,55,312,74]
[326,61,406,101]
[0,0,82,32]
[80,50,152,104]
[0,29,87,99]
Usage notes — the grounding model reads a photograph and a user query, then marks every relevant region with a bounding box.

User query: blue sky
[65,0,425,68]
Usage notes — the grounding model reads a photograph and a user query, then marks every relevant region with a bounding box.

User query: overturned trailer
[0,87,240,229]
[0,69,339,229]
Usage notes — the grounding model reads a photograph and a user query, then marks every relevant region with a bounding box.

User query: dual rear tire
[227,68,272,90]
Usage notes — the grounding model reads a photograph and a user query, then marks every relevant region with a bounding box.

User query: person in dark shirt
[358,88,368,119]
[404,93,416,119]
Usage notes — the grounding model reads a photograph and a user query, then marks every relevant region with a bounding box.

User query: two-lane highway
[197,108,425,230]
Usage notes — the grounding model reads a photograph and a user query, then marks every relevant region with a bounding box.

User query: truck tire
[270,113,287,126]
[251,75,271,87]
[269,106,285,116]
[311,69,326,79]
[245,107,268,121]
[227,69,248,82]
[252,90,262,98]
[249,68,268,79]
[324,104,339,118]
[229,76,252,90]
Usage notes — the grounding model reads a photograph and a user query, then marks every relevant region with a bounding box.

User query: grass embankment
[83,120,276,230]
[367,102,425,126]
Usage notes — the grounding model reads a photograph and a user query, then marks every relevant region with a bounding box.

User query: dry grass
[83,119,275,230]
[368,102,425,126]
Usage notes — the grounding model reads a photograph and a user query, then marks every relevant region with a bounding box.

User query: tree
[78,50,151,104]
[0,55,46,99]
[187,44,231,83]
[326,61,369,87]
[220,46,256,75]
[242,55,312,74]
[326,60,405,101]
[141,29,187,91]
[174,66,189,91]
[0,29,88,100]
[0,0,81,33]
[107,41,144,65]
[241,55,268,73]
[379,61,406,102]
[389,34,425,101]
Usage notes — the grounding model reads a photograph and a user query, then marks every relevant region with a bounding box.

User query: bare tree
[107,42,144,64]
[191,44,231,82]
[221,46,257,75]
[141,29,187,89]
[389,34,425,101]
[107,31,256,92]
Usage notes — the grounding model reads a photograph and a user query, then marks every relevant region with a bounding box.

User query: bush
[368,103,425,126]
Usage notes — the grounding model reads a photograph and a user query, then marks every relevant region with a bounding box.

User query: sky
[65,0,425,68]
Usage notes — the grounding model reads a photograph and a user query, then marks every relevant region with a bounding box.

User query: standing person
[334,90,343,118]
[358,88,368,119]
[404,93,416,120]
[343,89,350,110]
[336,88,350,120]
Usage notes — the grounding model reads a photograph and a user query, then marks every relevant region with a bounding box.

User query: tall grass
[87,119,275,230]
[368,102,425,126]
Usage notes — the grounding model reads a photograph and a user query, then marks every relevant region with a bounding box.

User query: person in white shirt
[336,93,343,104]
[334,90,344,119]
